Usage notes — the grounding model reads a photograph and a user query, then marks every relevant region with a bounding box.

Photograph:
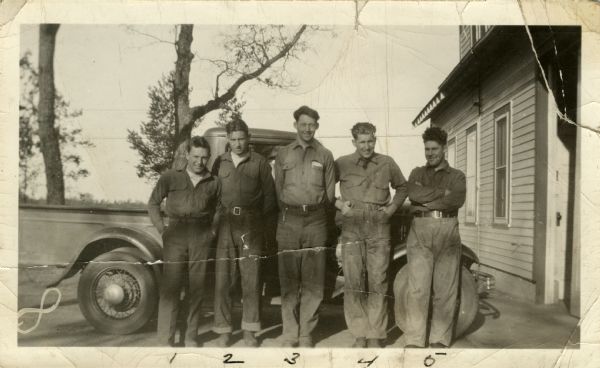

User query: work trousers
[157,219,213,346]
[340,208,391,339]
[276,207,328,344]
[213,213,262,333]
[404,217,461,347]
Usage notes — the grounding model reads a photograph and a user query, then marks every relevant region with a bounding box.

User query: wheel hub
[93,268,142,319]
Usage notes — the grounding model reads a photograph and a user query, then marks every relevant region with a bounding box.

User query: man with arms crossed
[335,122,407,348]
[148,136,220,347]
[274,105,336,347]
[211,118,277,347]
[404,126,466,348]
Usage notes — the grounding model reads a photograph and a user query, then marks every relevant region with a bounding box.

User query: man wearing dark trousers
[404,126,466,349]
[211,118,277,347]
[335,122,408,348]
[274,105,336,347]
[148,136,220,347]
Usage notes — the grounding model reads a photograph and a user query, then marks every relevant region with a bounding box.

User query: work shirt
[335,152,408,207]
[274,138,336,206]
[407,160,466,215]
[212,151,277,214]
[147,168,221,222]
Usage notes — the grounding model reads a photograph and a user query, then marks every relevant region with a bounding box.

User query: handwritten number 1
[223,353,244,364]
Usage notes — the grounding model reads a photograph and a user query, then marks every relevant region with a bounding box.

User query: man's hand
[335,243,342,268]
[158,224,167,235]
[379,203,397,219]
[210,227,218,241]
[340,200,354,217]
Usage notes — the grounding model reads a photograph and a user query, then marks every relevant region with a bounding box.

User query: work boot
[367,338,383,348]
[215,333,231,347]
[299,336,314,347]
[352,337,367,348]
[243,331,259,347]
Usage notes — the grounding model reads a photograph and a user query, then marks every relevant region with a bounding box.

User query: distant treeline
[19,193,147,210]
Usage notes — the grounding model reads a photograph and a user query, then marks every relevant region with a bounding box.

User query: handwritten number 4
[358,356,378,367]
[284,353,300,365]
[223,353,244,364]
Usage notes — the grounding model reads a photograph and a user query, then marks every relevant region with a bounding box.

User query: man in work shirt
[148,136,220,347]
[274,105,336,347]
[404,126,466,349]
[335,122,408,348]
[211,118,277,347]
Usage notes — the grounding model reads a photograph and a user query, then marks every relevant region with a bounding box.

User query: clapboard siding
[432,46,537,280]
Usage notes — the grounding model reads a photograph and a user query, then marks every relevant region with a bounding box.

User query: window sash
[493,107,511,223]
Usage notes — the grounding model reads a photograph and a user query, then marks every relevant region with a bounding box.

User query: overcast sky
[20,24,458,202]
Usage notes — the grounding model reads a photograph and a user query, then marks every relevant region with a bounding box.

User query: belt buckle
[302,204,308,213]
[233,206,242,216]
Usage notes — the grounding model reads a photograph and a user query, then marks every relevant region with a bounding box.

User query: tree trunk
[38,24,65,204]
[172,25,194,170]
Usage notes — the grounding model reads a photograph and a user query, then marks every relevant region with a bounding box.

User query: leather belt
[282,202,324,214]
[224,206,260,216]
[413,210,456,218]
[169,216,211,224]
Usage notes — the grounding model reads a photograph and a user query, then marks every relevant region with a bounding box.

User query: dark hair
[225,118,249,136]
[351,122,376,139]
[422,126,448,146]
[187,136,211,155]
[293,105,320,122]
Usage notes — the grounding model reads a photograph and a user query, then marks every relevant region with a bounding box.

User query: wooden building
[411,26,580,316]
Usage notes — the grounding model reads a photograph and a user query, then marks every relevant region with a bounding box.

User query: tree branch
[188,25,307,122]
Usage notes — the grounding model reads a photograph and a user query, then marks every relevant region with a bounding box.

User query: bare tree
[37,24,65,204]
[170,24,309,169]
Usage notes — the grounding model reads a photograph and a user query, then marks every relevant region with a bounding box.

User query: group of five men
[148,105,466,349]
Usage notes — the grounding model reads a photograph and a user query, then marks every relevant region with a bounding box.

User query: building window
[465,125,478,223]
[494,103,511,224]
[447,137,456,168]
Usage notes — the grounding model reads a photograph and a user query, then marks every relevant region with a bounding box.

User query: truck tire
[78,250,158,335]
[393,265,479,338]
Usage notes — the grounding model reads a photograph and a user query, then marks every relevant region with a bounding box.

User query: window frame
[465,122,478,224]
[446,137,456,169]
[493,102,512,226]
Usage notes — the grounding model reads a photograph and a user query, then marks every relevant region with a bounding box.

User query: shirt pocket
[281,161,297,187]
[372,167,390,201]
[240,165,259,195]
[310,160,324,187]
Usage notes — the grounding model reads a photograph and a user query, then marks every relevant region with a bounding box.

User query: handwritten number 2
[284,352,300,365]
[223,353,244,364]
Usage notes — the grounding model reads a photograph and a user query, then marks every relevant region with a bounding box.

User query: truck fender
[49,226,163,287]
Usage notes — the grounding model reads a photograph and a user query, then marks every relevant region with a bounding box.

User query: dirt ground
[17,271,579,349]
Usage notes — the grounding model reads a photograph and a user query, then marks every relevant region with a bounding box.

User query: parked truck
[18,127,490,337]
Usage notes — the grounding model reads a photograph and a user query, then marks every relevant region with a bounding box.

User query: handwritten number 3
[284,353,300,365]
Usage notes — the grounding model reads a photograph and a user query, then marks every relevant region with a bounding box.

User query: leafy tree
[127,71,244,181]
[19,51,93,201]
